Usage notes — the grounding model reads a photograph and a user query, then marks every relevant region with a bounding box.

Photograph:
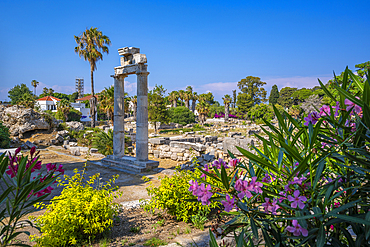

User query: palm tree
[196,100,210,125]
[168,91,179,108]
[31,80,39,96]
[124,92,130,116]
[48,88,54,96]
[178,90,185,106]
[191,92,198,113]
[186,86,193,93]
[57,99,71,122]
[92,129,113,155]
[100,86,114,124]
[74,27,111,128]
[223,94,232,122]
[184,91,192,109]
[131,95,137,120]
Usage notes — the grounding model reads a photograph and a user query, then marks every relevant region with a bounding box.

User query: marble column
[136,69,149,161]
[113,75,126,158]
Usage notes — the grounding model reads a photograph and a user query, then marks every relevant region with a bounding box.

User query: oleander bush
[193,67,370,246]
[30,168,122,246]
[143,169,219,222]
[168,106,195,125]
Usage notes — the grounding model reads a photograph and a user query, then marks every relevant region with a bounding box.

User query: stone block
[159,145,170,152]
[177,152,183,156]
[223,137,251,155]
[25,140,37,149]
[171,154,178,161]
[90,148,98,153]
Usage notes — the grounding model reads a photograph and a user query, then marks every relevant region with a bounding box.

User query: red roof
[37,96,61,102]
[76,95,100,101]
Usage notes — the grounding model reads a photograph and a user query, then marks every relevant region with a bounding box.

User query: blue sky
[1,0,369,103]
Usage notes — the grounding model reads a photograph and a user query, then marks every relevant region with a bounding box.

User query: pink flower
[189,180,199,195]
[46,163,56,172]
[195,183,213,205]
[345,98,362,114]
[56,164,64,174]
[261,197,280,215]
[235,179,252,200]
[228,158,239,168]
[221,194,235,212]
[6,164,18,178]
[286,220,308,236]
[278,191,287,203]
[304,112,320,126]
[288,190,307,209]
[249,177,263,194]
[213,158,228,169]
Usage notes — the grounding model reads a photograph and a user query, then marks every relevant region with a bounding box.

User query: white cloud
[125,80,137,96]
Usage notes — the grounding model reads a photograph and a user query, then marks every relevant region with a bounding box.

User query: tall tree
[237,76,267,106]
[74,27,111,127]
[184,91,192,109]
[31,80,39,96]
[148,85,169,133]
[198,92,215,105]
[232,89,236,108]
[269,85,279,105]
[168,91,179,108]
[8,84,33,104]
[18,93,36,108]
[186,86,193,93]
[178,90,185,106]
[223,94,232,122]
[277,87,297,108]
[196,100,210,125]
[131,96,137,120]
[191,92,198,113]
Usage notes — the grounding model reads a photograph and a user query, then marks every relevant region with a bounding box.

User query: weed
[99,237,109,247]
[191,211,208,231]
[129,243,135,246]
[130,226,140,233]
[184,225,192,234]
[176,227,181,235]
[156,219,165,227]
[143,237,168,246]
[121,239,128,245]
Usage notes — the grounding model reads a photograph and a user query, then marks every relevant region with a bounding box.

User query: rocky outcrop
[65,121,84,132]
[0,105,50,136]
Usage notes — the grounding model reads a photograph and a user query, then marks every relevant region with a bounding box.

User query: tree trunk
[90,66,96,128]
[185,100,189,109]
[173,100,177,108]
[192,100,196,113]
[225,103,229,122]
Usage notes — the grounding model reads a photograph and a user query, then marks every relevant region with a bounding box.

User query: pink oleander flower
[345,98,362,114]
[261,173,271,183]
[228,158,240,168]
[6,164,18,178]
[189,180,199,196]
[235,179,252,200]
[221,194,235,212]
[249,177,263,194]
[195,183,213,205]
[304,112,320,126]
[287,220,308,236]
[56,164,64,174]
[46,163,56,172]
[262,197,280,215]
[213,158,228,169]
[288,190,307,209]
[292,175,307,185]
[320,102,340,117]
[279,191,286,203]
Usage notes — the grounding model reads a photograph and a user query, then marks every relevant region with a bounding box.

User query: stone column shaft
[136,71,149,161]
[113,75,126,157]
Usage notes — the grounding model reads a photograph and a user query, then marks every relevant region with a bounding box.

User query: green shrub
[31,168,122,246]
[0,122,10,148]
[92,129,131,155]
[67,108,82,122]
[168,106,195,125]
[143,169,218,222]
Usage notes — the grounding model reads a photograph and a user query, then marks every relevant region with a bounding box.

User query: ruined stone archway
[102,47,159,173]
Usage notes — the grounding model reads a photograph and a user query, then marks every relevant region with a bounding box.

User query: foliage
[208,103,223,118]
[8,83,33,105]
[0,122,10,149]
[30,167,121,246]
[291,88,313,104]
[236,92,252,114]
[198,92,216,105]
[74,27,111,128]
[236,76,267,113]
[269,84,279,105]
[197,67,370,246]
[56,99,71,122]
[277,87,297,108]
[91,129,131,155]
[143,169,218,222]
[67,108,82,122]
[191,210,208,230]
[0,147,64,247]
[196,101,210,125]
[99,86,114,123]
[168,91,179,108]
[247,103,274,124]
[31,80,39,96]
[148,85,170,133]
[143,237,167,247]
[168,106,195,125]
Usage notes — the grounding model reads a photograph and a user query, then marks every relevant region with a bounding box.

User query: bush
[0,147,64,246]
[168,106,195,125]
[92,129,131,155]
[0,121,10,148]
[67,108,82,122]
[31,168,121,246]
[247,103,274,124]
[143,169,219,222]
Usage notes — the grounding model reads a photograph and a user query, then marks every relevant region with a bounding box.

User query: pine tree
[269,85,279,105]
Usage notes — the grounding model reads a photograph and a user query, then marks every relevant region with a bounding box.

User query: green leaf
[209,228,219,247]
[340,227,355,247]
[220,165,229,190]
[250,218,258,241]
[348,69,364,92]
[324,185,334,205]
[327,200,360,215]
[313,159,326,190]
[319,78,337,103]
[236,147,279,174]
[236,228,246,247]
[334,214,370,226]
[316,225,325,247]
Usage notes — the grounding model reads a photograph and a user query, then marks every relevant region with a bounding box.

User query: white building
[74,95,97,122]
[36,96,60,112]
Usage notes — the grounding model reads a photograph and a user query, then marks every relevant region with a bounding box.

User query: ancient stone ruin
[102,47,159,173]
